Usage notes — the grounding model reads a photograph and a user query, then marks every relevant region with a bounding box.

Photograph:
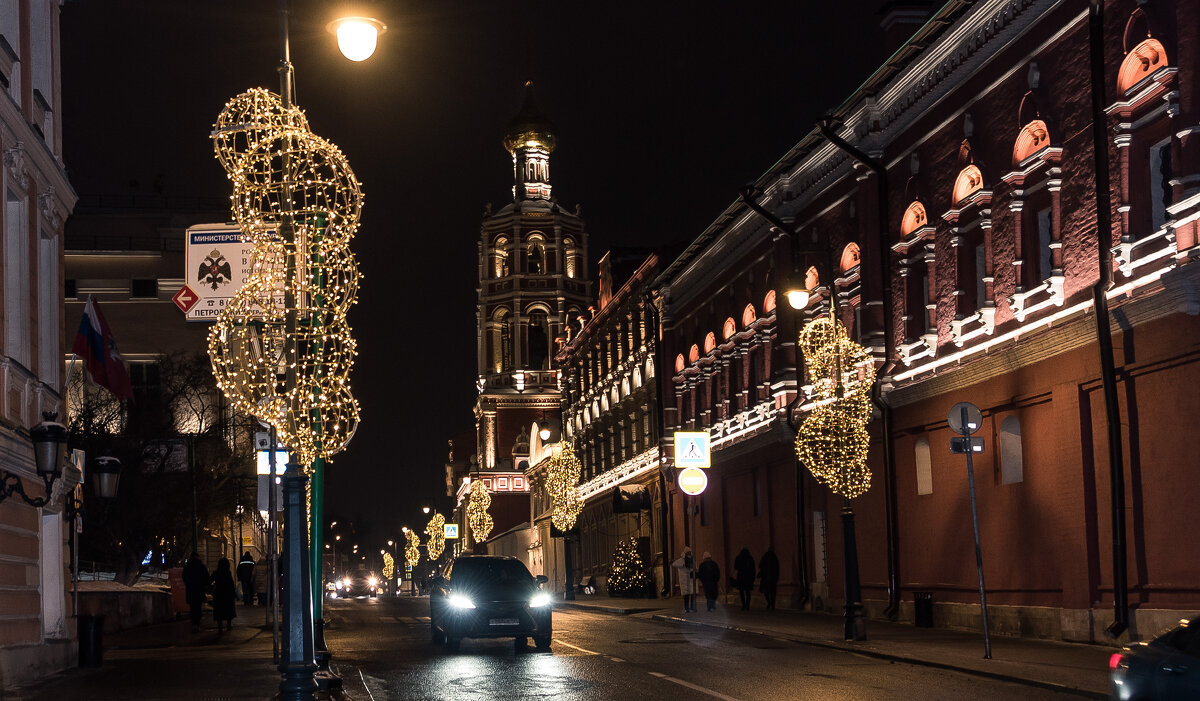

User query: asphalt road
[324,595,1083,701]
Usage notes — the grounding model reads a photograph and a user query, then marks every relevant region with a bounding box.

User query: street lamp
[326,16,386,62]
[0,413,68,507]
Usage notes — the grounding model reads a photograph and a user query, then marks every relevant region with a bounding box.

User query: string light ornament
[424,512,446,562]
[544,441,583,532]
[466,480,494,545]
[404,530,421,569]
[382,552,394,583]
[207,87,362,468]
[607,538,650,597]
[795,316,877,499]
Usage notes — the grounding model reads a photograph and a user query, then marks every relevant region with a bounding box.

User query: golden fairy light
[404,530,421,569]
[207,88,362,468]
[424,512,446,562]
[466,480,494,545]
[382,552,394,582]
[545,441,582,532]
[795,316,877,499]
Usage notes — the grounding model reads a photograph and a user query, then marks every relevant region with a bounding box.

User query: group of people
[181,551,259,633]
[672,546,780,612]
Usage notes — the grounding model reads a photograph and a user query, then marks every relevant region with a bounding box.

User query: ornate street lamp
[327,16,386,62]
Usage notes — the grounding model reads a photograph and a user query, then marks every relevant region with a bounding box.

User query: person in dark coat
[182,552,209,632]
[733,547,756,611]
[696,552,721,612]
[236,552,255,606]
[210,557,238,632]
[758,547,780,610]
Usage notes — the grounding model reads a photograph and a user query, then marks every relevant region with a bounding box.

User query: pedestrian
[697,551,721,612]
[210,557,237,632]
[759,546,780,610]
[237,551,256,606]
[671,547,698,613]
[182,552,209,633]
[734,547,756,611]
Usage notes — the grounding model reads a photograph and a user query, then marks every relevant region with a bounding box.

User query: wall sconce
[0,413,68,508]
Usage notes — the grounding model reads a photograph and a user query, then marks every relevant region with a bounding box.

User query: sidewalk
[557,593,1112,699]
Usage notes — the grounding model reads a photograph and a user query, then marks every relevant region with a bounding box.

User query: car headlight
[448,594,476,609]
[342,578,352,588]
[368,576,378,587]
[530,592,552,608]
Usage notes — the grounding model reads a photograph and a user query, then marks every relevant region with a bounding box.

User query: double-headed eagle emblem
[198,249,233,290]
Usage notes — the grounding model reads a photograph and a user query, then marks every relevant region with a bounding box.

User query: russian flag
[71,296,133,401]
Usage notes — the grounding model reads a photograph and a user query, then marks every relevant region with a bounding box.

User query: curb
[651,614,1107,700]
[556,601,664,616]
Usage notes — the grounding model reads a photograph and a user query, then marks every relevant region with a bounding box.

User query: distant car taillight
[1109,652,1124,670]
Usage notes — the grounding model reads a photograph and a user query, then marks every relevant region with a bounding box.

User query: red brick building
[654,0,1200,643]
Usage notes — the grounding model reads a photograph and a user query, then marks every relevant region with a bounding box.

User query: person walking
[734,547,756,611]
[697,552,721,612]
[759,546,780,610]
[210,557,238,633]
[182,552,209,633]
[237,551,256,606]
[671,547,698,613]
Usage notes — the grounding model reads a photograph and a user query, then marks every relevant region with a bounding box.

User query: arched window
[999,416,1024,484]
[742,303,757,327]
[492,308,512,372]
[839,243,861,273]
[527,234,546,274]
[900,201,927,237]
[763,290,776,314]
[493,236,509,278]
[564,238,577,279]
[633,366,642,388]
[703,332,716,354]
[952,164,984,204]
[915,437,932,495]
[722,317,736,340]
[527,308,550,370]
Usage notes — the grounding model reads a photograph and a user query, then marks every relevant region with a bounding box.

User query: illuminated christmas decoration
[207,87,362,468]
[424,512,446,562]
[404,530,420,569]
[795,316,877,499]
[544,441,582,532]
[606,538,649,597]
[466,480,494,545]
[382,552,394,582]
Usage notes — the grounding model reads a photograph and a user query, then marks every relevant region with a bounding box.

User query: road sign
[444,523,459,539]
[678,466,709,495]
[951,436,985,454]
[172,285,199,313]
[674,431,711,468]
[184,223,256,322]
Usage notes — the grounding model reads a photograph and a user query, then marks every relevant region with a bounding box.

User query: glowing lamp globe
[786,288,811,310]
[328,17,386,62]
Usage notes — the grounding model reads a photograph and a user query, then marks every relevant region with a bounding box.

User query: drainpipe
[645,291,673,598]
[1087,0,1128,638]
[815,120,902,620]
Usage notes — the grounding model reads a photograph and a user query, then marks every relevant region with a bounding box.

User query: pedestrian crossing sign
[674,431,711,468]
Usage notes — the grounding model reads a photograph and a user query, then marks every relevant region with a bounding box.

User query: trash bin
[914,592,933,628]
[77,614,104,667]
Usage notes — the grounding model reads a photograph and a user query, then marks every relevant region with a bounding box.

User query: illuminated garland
[607,537,649,597]
[544,441,583,532]
[382,552,394,582]
[208,87,362,468]
[466,480,494,545]
[404,530,421,569]
[424,512,446,562]
[795,316,877,499]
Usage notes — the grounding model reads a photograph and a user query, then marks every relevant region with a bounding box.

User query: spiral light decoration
[466,480,494,545]
[207,88,362,468]
[545,442,583,532]
[382,552,394,583]
[795,316,877,499]
[404,529,421,569]
[424,512,446,562]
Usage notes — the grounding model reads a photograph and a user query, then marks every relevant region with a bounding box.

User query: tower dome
[503,81,557,155]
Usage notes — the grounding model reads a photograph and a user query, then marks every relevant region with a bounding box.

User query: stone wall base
[0,638,75,690]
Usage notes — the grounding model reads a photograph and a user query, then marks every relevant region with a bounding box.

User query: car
[429,555,552,652]
[1110,617,1200,700]
[331,570,381,598]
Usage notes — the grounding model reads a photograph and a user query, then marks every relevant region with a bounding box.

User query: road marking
[648,671,742,701]
[358,669,377,701]
[554,640,601,655]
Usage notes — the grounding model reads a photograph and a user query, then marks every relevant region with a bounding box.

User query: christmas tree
[607,538,649,597]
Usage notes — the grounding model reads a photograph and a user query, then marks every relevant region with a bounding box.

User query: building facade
[0,0,80,686]
[654,0,1200,643]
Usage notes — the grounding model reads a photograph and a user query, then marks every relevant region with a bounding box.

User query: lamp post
[740,187,866,641]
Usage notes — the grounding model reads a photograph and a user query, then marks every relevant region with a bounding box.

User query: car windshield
[451,558,534,596]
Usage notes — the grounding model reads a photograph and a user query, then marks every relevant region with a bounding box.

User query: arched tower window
[915,437,933,495]
[492,308,513,373]
[527,308,550,370]
[493,236,509,278]
[564,238,577,279]
[999,416,1024,484]
[527,235,546,275]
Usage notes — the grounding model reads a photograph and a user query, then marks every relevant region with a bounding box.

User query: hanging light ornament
[207,87,362,468]
[466,480,494,545]
[424,512,446,562]
[795,315,877,498]
[545,441,582,532]
[381,552,394,582]
[404,529,421,569]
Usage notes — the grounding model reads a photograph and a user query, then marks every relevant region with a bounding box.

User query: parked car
[332,570,381,598]
[1110,617,1200,700]
[430,555,551,652]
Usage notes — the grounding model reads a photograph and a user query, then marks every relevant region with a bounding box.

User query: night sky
[61,1,886,539]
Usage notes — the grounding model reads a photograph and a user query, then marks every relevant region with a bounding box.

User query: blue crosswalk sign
[674,431,711,468]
